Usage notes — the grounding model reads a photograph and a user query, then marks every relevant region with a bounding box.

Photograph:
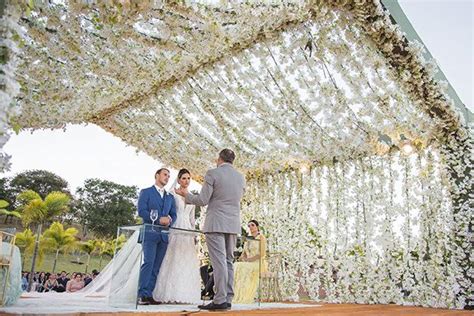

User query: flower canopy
[1,0,472,310]
[2,0,469,174]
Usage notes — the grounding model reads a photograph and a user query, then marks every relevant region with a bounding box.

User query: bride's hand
[175,187,188,197]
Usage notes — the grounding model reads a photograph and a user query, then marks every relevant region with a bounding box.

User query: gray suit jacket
[185,163,245,234]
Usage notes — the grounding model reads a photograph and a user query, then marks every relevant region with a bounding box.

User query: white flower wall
[242,147,467,308]
[0,6,22,171]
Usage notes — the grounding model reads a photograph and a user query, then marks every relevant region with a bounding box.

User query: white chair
[259,252,283,302]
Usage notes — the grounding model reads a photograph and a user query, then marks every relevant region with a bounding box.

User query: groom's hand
[159,216,171,226]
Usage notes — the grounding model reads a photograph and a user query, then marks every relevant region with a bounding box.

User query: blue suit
[137,186,177,298]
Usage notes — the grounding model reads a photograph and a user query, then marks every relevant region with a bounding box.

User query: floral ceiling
[1,0,472,309]
[1,0,468,175]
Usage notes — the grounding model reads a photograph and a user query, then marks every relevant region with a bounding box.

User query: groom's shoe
[137,297,150,305]
[227,303,232,309]
[198,302,229,311]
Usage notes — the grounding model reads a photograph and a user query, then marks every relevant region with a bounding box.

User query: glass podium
[108,224,265,309]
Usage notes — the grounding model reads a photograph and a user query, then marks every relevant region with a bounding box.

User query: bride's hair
[248,220,260,231]
[178,168,191,179]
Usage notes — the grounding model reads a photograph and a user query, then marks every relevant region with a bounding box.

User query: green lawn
[21,252,112,274]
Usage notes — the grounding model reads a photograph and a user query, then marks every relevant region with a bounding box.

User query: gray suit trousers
[205,233,237,304]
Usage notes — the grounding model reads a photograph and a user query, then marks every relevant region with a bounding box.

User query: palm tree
[113,234,127,253]
[18,190,70,290]
[42,222,78,273]
[78,240,97,273]
[91,233,128,271]
[103,235,128,269]
[95,239,108,270]
[15,229,48,270]
[15,229,35,270]
[0,199,21,223]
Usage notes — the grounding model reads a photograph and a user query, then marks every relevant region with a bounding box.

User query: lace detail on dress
[153,190,201,304]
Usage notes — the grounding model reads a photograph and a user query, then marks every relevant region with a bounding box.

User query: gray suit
[186,163,245,305]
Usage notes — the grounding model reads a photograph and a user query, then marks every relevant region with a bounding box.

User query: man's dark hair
[155,168,170,177]
[219,149,235,164]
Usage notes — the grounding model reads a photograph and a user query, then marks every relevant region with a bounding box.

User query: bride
[152,168,201,304]
[26,169,202,306]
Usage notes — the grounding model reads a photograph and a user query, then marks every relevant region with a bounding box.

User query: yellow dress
[233,234,268,304]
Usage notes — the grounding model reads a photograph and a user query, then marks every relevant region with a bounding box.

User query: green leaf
[0,200,9,208]
[17,190,42,205]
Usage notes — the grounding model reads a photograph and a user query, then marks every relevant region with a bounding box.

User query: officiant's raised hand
[175,187,188,197]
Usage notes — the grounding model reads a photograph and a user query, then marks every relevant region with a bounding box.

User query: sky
[398,0,473,110]
[1,0,472,194]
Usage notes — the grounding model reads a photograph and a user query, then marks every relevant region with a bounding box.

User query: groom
[137,168,177,305]
[176,149,245,311]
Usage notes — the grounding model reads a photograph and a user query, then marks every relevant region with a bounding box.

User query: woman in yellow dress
[233,220,268,304]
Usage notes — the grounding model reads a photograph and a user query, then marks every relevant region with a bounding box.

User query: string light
[401,141,414,155]
[300,164,310,175]
[399,134,414,155]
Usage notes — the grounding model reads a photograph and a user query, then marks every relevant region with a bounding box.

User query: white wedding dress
[152,189,201,304]
[23,188,202,306]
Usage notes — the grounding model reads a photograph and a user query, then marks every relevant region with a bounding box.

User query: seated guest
[21,272,28,291]
[29,272,39,292]
[56,271,69,292]
[36,272,47,292]
[43,273,60,292]
[82,269,99,288]
[233,220,268,304]
[83,273,92,287]
[92,270,100,282]
[66,273,84,293]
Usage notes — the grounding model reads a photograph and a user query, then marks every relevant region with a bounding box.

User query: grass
[21,252,112,274]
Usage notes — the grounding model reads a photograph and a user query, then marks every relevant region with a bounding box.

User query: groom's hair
[219,149,235,164]
[155,168,170,176]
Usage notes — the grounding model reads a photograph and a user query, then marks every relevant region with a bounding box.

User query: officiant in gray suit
[176,149,245,311]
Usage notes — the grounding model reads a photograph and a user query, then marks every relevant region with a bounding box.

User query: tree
[75,179,138,238]
[95,239,110,270]
[15,228,48,270]
[10,170,70,199]
[78,240,97,274]
[0,178,15,207]
[0,178,18,223]
[15,229,35,270]
[42,222,78,273]
[18,189,70,290]
[114,234,127,252]
[93,234,127,270]
[0,199,21,223]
